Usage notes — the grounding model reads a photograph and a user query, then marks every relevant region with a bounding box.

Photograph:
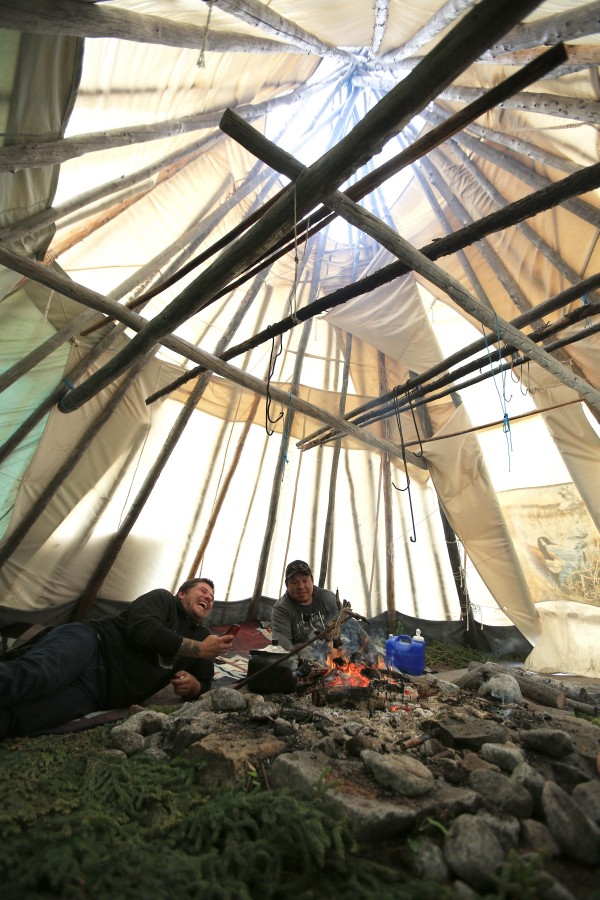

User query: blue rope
[280,396,293,481]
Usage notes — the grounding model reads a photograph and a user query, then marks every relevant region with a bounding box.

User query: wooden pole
[249,318,314,619]
[70,273,268,619]
[247,223,337,617]
[202,0,349,59]
[0,0,325,56]
[0,349,153,567]
[299,270,600,449]
[0,246,429,468]
[70,371,211,621]
[0,138,217,246]
[146,40,569,404]
[0,77,335,172]
[56,0,548,412]
[318,330,352,588]
[217,113,600,416]
[377,353,396,635]
[186,392,261,580]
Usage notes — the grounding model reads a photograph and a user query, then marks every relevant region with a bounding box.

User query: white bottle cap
[413,628,425,642]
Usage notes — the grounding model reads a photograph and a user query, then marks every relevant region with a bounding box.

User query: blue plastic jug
[385,630,426,676]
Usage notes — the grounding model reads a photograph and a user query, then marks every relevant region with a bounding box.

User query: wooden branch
[71,371,210,622]
[378,354,396,632]
[58,0,546,415]
[80,158,275,335]
[0,309,97,396]
[436,138,600,308]
[381,1,600,65]
[380,44,596,78]
[0,325,123,468]
[487,0,600,56]
[410,152,492,309]
[452,117,580,177]
[151,154,600,412]
[71,273,268,619]
[303,295,600,450]
[0,245,428,469]
[249,313,315,618]
[426,110,600,229]
[208,0,348,59]
[0,77,334,172]
[481,44,600,70]
[378,0,477,64]
[0,0,307,55]
[0,137,217,245]
[438,84,600,127]
[371,0,390,55]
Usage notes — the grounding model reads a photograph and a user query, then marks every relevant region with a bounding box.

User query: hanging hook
[265,336,284,436]
[391,388,417,541]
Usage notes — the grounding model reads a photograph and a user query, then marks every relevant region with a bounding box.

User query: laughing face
[178,580,214,622]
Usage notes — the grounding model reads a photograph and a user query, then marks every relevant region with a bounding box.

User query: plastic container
[385,631,426,676]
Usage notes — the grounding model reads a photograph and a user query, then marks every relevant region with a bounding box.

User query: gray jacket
[271,586,339,650]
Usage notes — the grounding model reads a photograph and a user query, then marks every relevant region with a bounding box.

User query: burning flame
[323,652,372,687]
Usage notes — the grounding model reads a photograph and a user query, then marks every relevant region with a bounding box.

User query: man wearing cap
[271,560,339,650]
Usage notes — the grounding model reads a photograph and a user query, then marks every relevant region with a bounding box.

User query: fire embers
[301,648,408,709]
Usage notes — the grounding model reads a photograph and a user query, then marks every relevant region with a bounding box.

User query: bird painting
[527,535,586,588]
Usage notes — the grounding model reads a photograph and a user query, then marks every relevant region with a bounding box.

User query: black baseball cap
[285,559,313,581]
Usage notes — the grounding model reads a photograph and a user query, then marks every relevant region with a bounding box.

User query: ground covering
[0,642,579,899]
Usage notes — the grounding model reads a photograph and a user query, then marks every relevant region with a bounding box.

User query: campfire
[295,641,411,710]
[245,607,420,711]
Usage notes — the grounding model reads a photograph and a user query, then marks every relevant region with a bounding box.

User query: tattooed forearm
[179,637,204,658]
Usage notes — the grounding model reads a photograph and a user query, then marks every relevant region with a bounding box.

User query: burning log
[311,683,374,707]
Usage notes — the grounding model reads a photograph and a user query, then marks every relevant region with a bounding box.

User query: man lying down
[0,578,233,740]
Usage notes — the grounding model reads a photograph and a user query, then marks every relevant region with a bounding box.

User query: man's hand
[179,633,234,660]
[170,670,201,699]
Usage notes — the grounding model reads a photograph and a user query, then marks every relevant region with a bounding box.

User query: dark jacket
[95,589,214,708]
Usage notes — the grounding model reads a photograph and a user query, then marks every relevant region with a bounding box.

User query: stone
[361,749,435,796]
[476,810,520,851]
[247,699,280,721]
[478,674,522,704]
[409,836,449,880]
[210,686,247,712]
[109,727,146,756]
[519,728,575,758]
[443,813,505,892]
[183,730,286,787]
[468,768,533,818]
[436,715,508,751]
[510,761,546,816]
[520,818,560,856]
[573,777,600,824]
[325,792,416,842]
[480,741,525,772]
[542,780,600,866]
